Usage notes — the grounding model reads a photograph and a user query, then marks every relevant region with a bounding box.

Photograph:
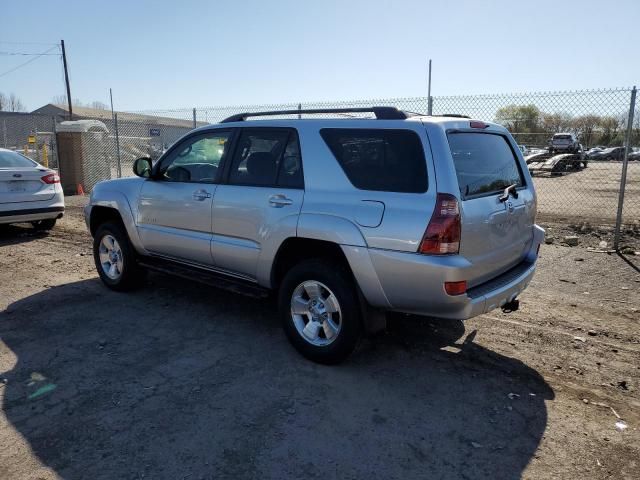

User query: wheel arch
[88,194,145,253]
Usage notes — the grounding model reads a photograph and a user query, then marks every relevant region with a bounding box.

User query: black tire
[93,221,146,291]
[278,259,362,364]
[32,218,57,231]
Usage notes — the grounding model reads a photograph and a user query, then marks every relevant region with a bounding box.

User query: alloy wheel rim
[98,234,124,280]
[291,280,342,346]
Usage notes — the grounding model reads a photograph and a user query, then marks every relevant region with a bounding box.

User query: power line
[0,51,60,56]
[0,46,59,79]
[0,41,59,46]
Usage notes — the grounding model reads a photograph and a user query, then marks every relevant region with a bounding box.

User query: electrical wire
[0,41,59,46]
[0,46,59,79]
[0,51,60,56]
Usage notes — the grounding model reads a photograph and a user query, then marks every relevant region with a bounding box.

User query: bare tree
[0,92,7,111]
[540,112,573,134]
[51,95,86,107]
[89,101,108,110]
[8,93,25,112]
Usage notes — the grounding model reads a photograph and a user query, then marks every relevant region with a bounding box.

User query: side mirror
[133,157,152,178]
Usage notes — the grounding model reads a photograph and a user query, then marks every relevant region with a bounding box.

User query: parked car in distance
[0,148,64,230]
[589,146,627,161]
[528,148,547,156]
[629,148,640,161]
[84,107,544,364]
[518,145,529,156]
[586,147,604,159]
[549,133,580,154]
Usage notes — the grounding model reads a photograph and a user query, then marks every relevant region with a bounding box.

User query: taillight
[41,173,60,184]
[418,193,461,255]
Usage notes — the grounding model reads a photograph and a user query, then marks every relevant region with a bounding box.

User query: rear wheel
[32,218,56,231]
[278,259,362,364]
[93,222,145,291]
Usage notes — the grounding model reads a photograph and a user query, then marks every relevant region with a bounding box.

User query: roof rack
[220,106,408,123]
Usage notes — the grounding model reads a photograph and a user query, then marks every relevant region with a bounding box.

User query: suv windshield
[0,150,37,168]
[448,133,524,199]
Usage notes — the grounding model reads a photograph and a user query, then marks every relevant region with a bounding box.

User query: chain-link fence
[2,86,638,247]
[1,112,61,170]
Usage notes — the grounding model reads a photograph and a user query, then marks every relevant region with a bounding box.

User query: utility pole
[61,40,73,120]
[110,88,122,177]
[427,59,433,115]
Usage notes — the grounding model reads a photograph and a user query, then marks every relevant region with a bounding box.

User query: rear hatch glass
[448,133,524,199]
[447,132,534,286]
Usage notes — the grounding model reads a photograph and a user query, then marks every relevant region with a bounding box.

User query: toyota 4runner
[85,107,544,364]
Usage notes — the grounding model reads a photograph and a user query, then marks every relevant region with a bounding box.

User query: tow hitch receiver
[502,298,520,313]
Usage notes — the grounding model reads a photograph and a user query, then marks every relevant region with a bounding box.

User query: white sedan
[0,148,64,231]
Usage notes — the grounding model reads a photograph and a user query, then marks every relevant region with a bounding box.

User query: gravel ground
[0,197,639,480]
[534,161,640,235]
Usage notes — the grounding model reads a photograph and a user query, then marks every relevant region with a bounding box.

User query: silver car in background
[0,148,64,230]
[84,107,543,364]
[549,133,580,154]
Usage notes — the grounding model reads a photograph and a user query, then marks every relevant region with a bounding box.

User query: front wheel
[278,259,362,364]
[93,222,145,291]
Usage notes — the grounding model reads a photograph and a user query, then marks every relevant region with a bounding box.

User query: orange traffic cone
[77,184,85,196]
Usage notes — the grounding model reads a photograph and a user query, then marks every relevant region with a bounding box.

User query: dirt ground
[534,162,640,243]
[0,197,639,480]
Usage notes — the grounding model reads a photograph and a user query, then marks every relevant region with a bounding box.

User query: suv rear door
[447,130,535,286]
[211,128,304,279]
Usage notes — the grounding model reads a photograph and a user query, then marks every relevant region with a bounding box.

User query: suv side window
[158,131,232,183]
[320,128,428,193]
[228,128,303,188]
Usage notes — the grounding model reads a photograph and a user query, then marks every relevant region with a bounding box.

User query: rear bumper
[0,206,65,224]
[344,224,544,320]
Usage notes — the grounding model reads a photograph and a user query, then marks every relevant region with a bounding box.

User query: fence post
[613,86,637,250]
[52,117,61,177]
[193,108,197,129]
[298,103,302,119]
[114,112,122,178]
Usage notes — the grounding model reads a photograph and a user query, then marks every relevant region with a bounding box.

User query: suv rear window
[320,129,427,193]
[447,133,524,199]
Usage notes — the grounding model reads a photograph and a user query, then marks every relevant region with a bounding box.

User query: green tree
[494,104,541,133]
[597,116,624,146]
[571,115,601,147]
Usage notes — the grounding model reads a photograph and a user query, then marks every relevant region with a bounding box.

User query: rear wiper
[498,184,519,202]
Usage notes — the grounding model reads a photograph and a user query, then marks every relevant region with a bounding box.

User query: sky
[1,0,639,112]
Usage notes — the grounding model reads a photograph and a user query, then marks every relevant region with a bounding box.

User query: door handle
[269,194,293,207]
[192,189,212,201]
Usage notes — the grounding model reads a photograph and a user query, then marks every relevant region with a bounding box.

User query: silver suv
[549,133,581,154]
[85,107,544,364]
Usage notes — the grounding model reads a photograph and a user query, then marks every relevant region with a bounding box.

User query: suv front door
[137,130,233,265]
[212,128,304,280]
